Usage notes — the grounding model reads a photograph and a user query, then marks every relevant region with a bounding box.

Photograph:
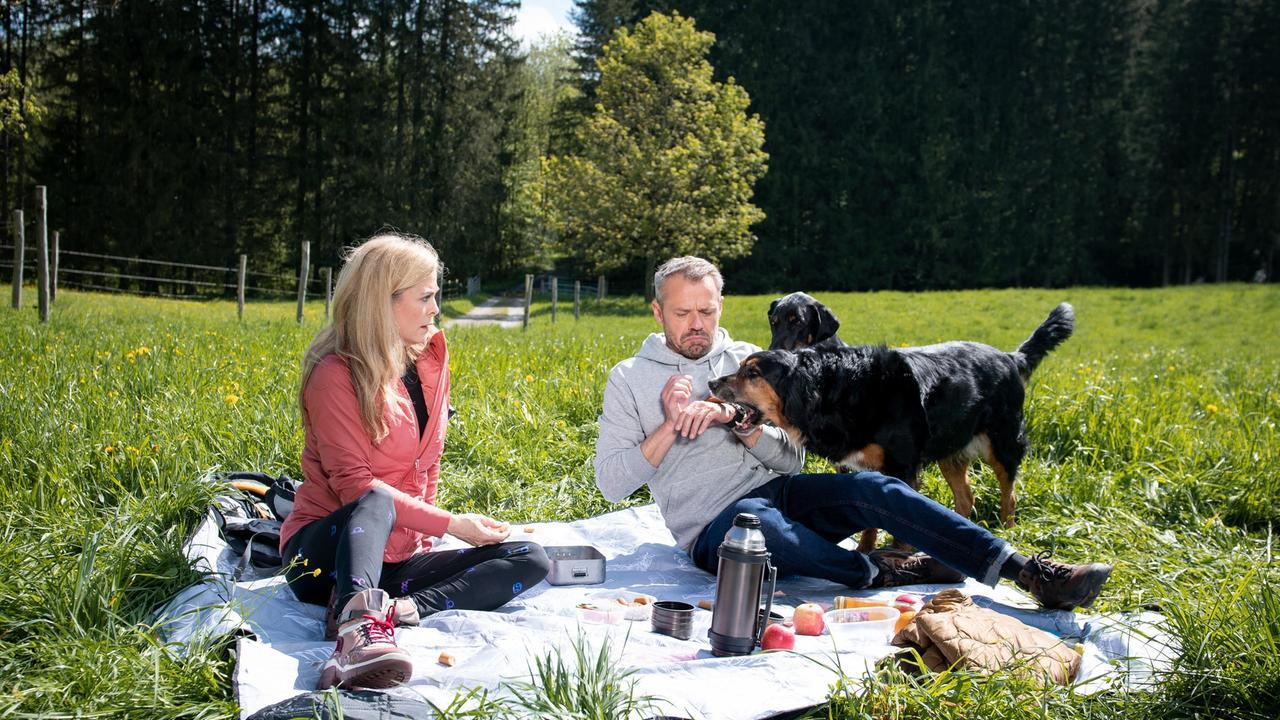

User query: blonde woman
[279,233,548,690]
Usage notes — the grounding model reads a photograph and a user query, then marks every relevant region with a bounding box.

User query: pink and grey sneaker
[324,588,421,641]
[317,588,413,690]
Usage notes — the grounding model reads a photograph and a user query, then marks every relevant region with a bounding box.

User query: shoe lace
[359,608,397,644]
[1030,550,1072,583]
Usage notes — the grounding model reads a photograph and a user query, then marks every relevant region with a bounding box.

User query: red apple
[791,602,825,636]
[760,622,795,651]
[893,593,923,612]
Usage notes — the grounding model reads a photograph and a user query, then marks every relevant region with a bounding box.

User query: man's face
[652,274,722,359]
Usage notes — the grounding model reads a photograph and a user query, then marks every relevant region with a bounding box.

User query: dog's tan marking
[855,528,879,554]
[837,443,885,473]
[722,367,804,445]
[938,455,974,517]
[978,434,1016,526]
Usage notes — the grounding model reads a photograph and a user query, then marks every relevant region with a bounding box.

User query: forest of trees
[3,1,1278,293]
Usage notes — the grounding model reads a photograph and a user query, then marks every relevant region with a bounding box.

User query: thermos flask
[708,512,778,656]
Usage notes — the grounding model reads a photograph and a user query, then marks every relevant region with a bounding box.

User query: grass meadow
[0,284,1277,719]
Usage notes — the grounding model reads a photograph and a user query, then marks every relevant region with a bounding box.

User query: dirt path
[444,295,524,329]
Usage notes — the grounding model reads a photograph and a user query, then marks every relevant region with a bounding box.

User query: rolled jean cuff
[980,541,1015,588]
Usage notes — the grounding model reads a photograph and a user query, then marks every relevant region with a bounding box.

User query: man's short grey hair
[654,256,724,304]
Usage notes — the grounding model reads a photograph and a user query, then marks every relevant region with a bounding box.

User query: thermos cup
[708,512,777,656]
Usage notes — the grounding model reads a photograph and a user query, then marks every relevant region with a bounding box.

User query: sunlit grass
[0,284,1276,718]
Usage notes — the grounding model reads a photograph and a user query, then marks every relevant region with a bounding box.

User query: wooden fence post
[296,241,310,325]
[323,266,332,322]
[36,187,49,322]
[522,273,533,331]
[10,210,22,309]
[550,275,557,323]
[574,280,581,321]
[237,254,247,321]
[597,274,606,300]
[50,231,58,304]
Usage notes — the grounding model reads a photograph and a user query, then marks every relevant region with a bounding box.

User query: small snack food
[576,602,626,625]
[586,590,657,621]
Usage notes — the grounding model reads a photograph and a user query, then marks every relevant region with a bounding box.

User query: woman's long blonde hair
[299,232,441,444]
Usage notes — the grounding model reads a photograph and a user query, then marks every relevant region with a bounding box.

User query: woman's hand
[447,513,511,546]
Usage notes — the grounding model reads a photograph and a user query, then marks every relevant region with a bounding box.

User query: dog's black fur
[768,292,845,351]
[711,303,1075,545]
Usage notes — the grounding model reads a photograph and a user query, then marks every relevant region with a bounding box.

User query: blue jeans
[691,472,1013,589]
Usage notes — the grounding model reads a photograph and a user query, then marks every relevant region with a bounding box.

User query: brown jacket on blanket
[892,589,1081,685]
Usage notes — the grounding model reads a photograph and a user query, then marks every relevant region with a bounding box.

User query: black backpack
[209,471,299,580]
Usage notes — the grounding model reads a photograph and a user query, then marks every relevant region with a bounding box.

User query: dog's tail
[1014,303,1074,380]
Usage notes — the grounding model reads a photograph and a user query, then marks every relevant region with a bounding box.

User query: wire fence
[4,239,477,323]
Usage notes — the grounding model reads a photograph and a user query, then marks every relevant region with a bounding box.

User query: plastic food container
[586,590,657,621]
[824,606,901,645]
[545,545,606,585]
[575,602,626,625]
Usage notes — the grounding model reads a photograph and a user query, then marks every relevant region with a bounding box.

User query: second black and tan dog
[767,292,845,351]
[710,303,1074,551]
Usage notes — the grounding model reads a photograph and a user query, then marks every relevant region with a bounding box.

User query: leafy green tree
[539,11,767,297]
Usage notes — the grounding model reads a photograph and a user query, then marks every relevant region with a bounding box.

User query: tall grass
[0,284,1276,718]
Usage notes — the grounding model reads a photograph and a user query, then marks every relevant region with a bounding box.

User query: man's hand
[660,374,694,424]
[674,400,737,440]
[447,513,511,546]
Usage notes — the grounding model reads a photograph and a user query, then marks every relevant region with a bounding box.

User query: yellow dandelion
[1206,404,1219,414]
[126,352,136,363]
[104,446,114,454]
[224,394,240,406]
[525,374,534,382]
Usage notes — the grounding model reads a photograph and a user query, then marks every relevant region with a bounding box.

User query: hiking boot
[317,588,413,690]
[1015,551,1112,610]
[325,587,421,641]
[868,550,965,587]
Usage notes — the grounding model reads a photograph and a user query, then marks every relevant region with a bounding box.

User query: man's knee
[827,471,910,500]
[728,496,773,518]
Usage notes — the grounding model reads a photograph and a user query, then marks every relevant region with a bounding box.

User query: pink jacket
[279,330,452,563]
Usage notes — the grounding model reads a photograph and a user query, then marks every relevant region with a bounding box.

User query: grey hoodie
[594,327,805,552]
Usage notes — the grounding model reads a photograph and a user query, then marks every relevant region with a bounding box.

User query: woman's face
[392,276,440,347]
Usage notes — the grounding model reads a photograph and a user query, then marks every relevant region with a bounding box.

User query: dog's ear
[773,353,817,420]
[885,353,930,446]
[812,302,841,344]
[768,298,780,317]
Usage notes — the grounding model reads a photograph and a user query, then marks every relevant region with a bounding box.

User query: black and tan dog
[768,292,845,350]
[711,303,1074,551]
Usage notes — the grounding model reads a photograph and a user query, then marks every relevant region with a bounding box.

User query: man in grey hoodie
[594,257,1112,608]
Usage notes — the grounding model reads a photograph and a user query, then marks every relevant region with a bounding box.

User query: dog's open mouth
[731,402,762,432]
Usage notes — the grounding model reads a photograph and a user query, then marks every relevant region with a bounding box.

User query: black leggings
[282,488,550,616]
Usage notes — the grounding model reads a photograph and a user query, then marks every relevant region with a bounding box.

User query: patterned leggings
[282,487,550,615]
